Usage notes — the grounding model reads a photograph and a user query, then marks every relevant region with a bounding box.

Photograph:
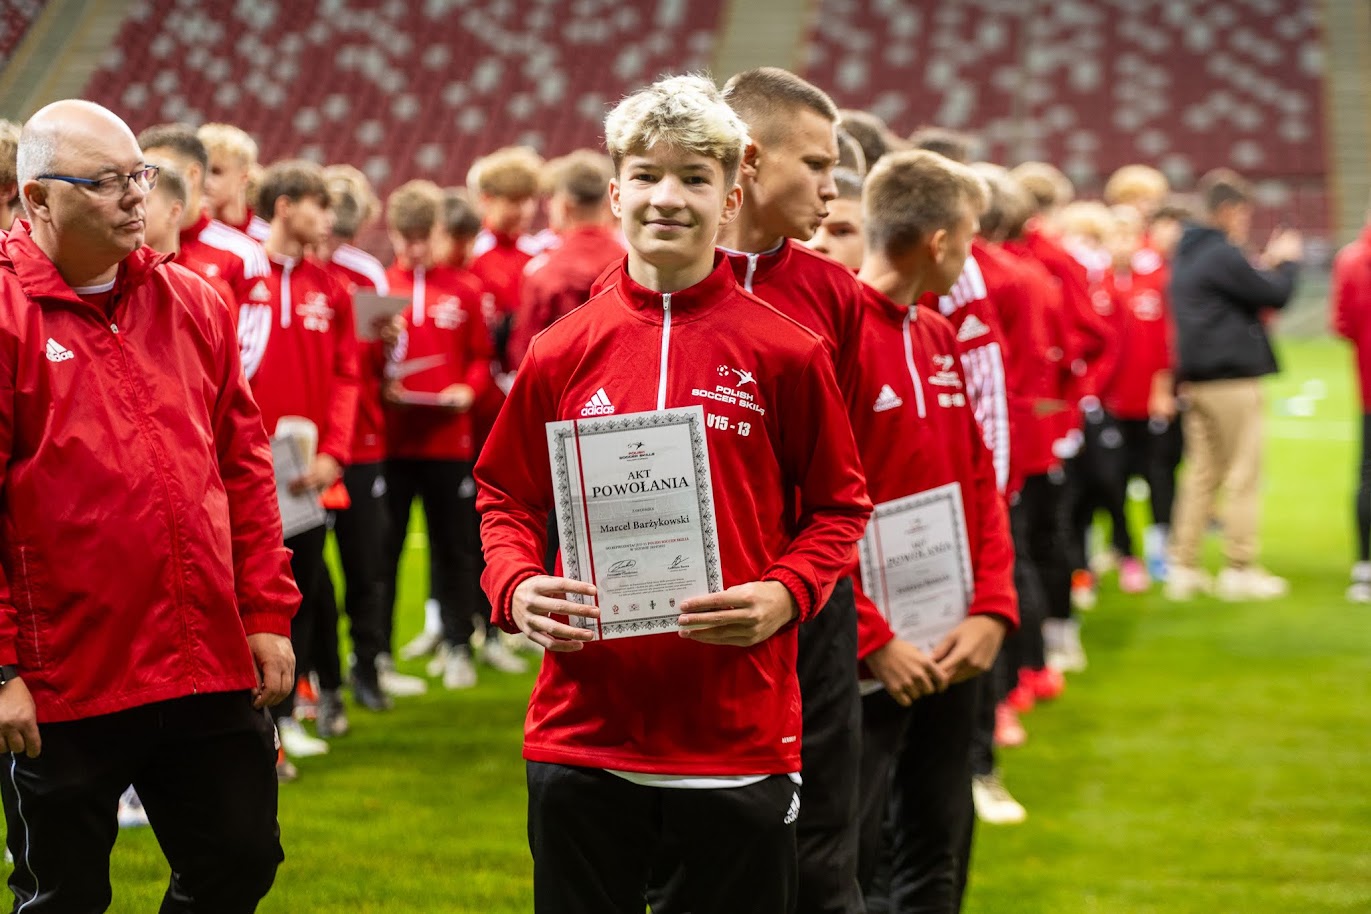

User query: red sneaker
[1022,666,1066,702]
[294,675,319,722]
[994,702,1027,748]
[1006,681,1036,713]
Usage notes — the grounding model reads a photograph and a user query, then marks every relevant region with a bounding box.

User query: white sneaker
[1164,565,1212,601]
[511,632,545,656]
[1044,618,1087,673]
[117,786,150,829]
[972,772,1027,825]
[482,637,530,674]
[1347,562,1371,603]
[1215,566,1289,602]
[425,641,451,678]
[442,645,478,690]
[399,626,444,661]
[276,718,329,757]
[1089,547,1119,577]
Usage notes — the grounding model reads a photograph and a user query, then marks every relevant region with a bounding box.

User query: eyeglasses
[37,165,160,198]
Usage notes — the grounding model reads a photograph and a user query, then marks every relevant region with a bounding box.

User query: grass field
[19,337,1371,912]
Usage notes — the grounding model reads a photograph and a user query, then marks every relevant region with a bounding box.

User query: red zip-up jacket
[1003,238,1077,474]
[326,243,390,465]
[179,212,270,309]
[238,254,359,463]
[720,240,865,406]
[476,255,871,774]
[849,284,1018,660]
[1334,226,1371,409]
[0,225,299,722]
[1024,223,1118,406]
[935,243,1013,493]
[385,264,494,462]
[1103,247,1174,420]
[509,225,625,368]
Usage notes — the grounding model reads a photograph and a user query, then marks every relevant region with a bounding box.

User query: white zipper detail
[657,293,672,410]
[411,266,426,326]
[742,253,759,292]
[280,261,294,328]
[903,307,927,418]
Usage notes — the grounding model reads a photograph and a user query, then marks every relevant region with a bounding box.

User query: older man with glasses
[0,99,299,912]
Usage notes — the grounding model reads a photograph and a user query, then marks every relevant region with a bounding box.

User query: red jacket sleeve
[318,285,360,464]
[763,346,873,621]
[463,294,497,398]
[0,280,17,664]
[834,276,867,417]
[207,286,301,637]
[509,267,551,369]
[1332,245,1363,341]
[475,343,558,632]
[853,569,897,661]
[1057,257,1119,403]
[959,339,1019,629]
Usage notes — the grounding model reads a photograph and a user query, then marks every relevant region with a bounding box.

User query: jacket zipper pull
[657,293,672,411]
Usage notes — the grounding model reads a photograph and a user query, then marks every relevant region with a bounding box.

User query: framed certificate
[857,482,974,654]
[546,405,724,640]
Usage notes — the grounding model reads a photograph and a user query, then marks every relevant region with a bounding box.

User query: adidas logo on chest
[873,384,903,413]
[581,387,615,417]
[45,338,74,363]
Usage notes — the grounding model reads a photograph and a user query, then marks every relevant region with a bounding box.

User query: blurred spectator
[1331,192,1371,602]
[806,167,864,271]
[1166,168,1302,602]
[0,118,20,231]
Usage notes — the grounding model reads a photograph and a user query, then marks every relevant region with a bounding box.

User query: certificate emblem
[547,405,724,640]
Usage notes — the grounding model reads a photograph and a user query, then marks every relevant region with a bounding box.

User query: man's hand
[866,638,948,707]
[678,581,798,647]
[290,453,342,495]
[437,383,475,412]
[932,615,1008,685]
[0,678,40,757]
[512,576,599,652]
[1263,228,1303,267]
[376,315,403,349]
[248,633,296,709]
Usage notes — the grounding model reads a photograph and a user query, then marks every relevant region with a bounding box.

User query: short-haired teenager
[0,118,21,231]
[718,66,870,914]
[850,150,1016,914]
[381,180,497,690]
[242,159,360,767]
[806,167,865,272]
[199,122,269,240]
[476,74,870,914]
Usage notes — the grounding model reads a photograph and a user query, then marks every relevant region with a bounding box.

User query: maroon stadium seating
[82,0,725,198]
[0,1,43,69]
[803,0,1328,232]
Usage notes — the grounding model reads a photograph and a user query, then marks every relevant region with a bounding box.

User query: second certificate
[547,404,724,640]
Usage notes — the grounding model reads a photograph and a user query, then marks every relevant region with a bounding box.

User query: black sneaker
[315,689,351,738]
[350,671,393,712]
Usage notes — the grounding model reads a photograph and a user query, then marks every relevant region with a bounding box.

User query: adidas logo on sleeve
[580,388,615,417]
[45,338,74,363]
[956,314,990,342]
[873,384,903,413]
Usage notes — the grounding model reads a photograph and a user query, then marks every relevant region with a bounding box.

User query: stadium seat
[0,0,44,68]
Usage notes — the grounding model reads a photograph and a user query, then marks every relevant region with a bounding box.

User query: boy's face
[806,197,864,271]
[482,193,536,236]
[611,145,741,276]
[204,151,250,215]
[433,229,475,267]
[389,227,436,269]
[143,187,183,253]
[931,201,979,295]
[281,194,332,249]
[742,107,840,242]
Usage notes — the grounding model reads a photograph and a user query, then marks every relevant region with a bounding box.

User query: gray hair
[15,125,58,215]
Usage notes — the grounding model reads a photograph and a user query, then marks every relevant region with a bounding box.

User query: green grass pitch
[12,337,1371,912]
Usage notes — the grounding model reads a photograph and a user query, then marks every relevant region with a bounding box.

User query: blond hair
[324,163,380,238]
[1057,201,1116,245]
[969,162,1030,242]
[197,122,258,169]
[864,150,988,255]
[1011,161,1074,211]
[604,75,749,184]
[0,119,20,188]
[386,179,443,237]
[467,146,543,199]
[1103,164,1169,208]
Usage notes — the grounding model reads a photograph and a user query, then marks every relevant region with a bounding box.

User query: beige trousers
[1168,377,1265,569]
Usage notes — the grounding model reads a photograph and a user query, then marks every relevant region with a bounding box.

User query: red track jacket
[0,225,299,722]
[179,212,270,309]
[849,284,1018,660]
[1004,238,1076,474]
[476,255,871,774]
[1333,225,1371,410]
[385,264,494,462]
[1024,223,1118,405]
[326,243,391,465]
[238,254,359,463]
[1103,246,1174,420]
[509,225,625,368]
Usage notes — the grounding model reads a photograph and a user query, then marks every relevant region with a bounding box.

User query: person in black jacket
[1166,168,1302,602]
